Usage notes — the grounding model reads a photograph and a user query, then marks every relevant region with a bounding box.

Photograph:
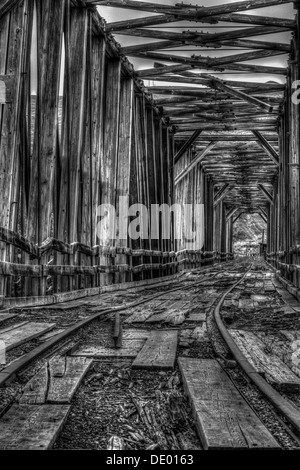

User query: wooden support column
[100,58,121,285]
[0,1,29,297]
[27,0,65,296]
[90,35,106,287]
[221,204,227,261]
[58,5,88,292]
[116,77,134,283]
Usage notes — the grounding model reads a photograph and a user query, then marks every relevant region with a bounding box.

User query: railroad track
[0,259,299,450]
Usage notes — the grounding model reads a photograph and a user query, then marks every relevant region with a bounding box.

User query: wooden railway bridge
[0,0,300,309]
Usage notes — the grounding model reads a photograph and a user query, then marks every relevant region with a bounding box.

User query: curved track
[0,260,299,450]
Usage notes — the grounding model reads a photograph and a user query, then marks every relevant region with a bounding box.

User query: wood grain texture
[0,404,70,450]
[178,358,280,449]
[0,322,56,351]
[230,329,300,390]
[132,330,178,370]
[20,356,92,404]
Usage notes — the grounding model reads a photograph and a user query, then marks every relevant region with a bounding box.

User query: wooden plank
[0,404,70,450]
[132,330,178,370]
[178,358,280,449]
[73,339,146,358]
[20,357,92,404]
[186,313,207,323]
[0,322,56,351]
[230,330,300,390]
[124,308,155,323]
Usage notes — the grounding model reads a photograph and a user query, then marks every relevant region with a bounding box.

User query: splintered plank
[178,358,280,450]
[0,322,56,351]
[73,339,146,358]
[132,330,178,370]
[0,313,16,324]
[20,357,92,405]
[0,404,70,450]
[230,330,300,391]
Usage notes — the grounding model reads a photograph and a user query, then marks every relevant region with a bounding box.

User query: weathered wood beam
[106,15,178,32]
[121,40,184,55]
[179,134,279,142]
[123,38,289,56]
[258,211,268,223]
[117,26,291,43]
[128,51,287,75]
[138,64,192,79]
[92,0,297,18]
[210,13,295,29]
[144,75,284,98]
[119,28,291,54]
[214,184,233,207]
[209,77,273,113]
[175,142,216,185]
[155,67,285,91]
[176,124,277,131]
[174,130,202,163]
[258,184,274,203]
[134,49,285,72]
[233,212,243,224]
[258,206,268,218]
[252,130,280,165]
[106,13,295,32]
[0,75,13,103]
[220,39,291,52]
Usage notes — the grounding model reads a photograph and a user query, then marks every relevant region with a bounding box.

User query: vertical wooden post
[100,58,121,286]
[58,5,88,292]
[116,77,134,284]
[0,2,29,297]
